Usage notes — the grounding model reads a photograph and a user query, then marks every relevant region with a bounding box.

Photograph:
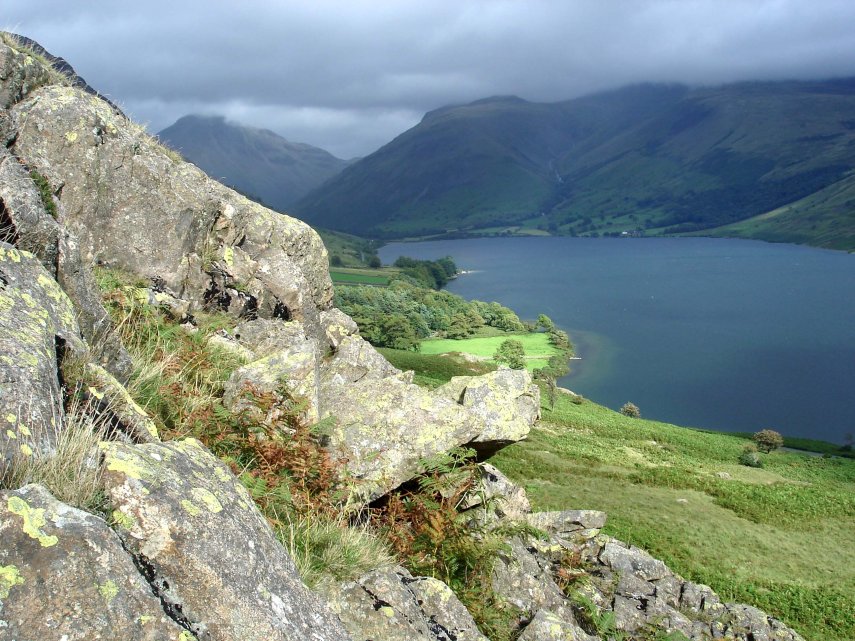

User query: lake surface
[379,237,855,443]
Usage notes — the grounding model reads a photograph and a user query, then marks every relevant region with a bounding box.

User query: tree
[494,339,526,370]
[752,429,784,453]
[330,254,344,267]
[368,255,382,268]
[536,314,555,332]
[445,313,471,339]
[620,402,641,418]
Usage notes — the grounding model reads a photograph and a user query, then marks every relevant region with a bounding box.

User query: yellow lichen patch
[180,499,201,517]
[88,386,106,400]
[378,605,395,618]
[0,247,22,263]
[5,414,16,424]
[213,466,231,484]
[97,579,119,604]
[223,246,234,267]
[0,565,25,598]
[64,130,78,143]
[101,444,151,481]
[6,496,58,547]
[6,430,15,440]
[190,487,222,513]
[137,615,154,625]
[19,443,32,457]
[178,632,197,641]
[111,509,136,530]
[18,424,31,437]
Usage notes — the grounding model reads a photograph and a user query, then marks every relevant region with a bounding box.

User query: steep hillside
[158,114,349,211]
[294,80,855,249]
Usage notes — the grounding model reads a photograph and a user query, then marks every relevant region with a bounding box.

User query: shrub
[739,444,763,468]
[620,402,641,418]
[494,338,526,370]
[752,429,784,453]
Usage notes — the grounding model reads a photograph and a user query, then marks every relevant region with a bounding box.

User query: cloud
[5,0,855,156]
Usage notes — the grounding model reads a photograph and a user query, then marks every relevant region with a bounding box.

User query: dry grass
[281,512,395,591]
[0,32,71,87]
[0,397,107,514]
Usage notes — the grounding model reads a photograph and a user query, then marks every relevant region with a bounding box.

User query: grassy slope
[381,349,855,641]
[707,171,855,251]
[316,228,382,268]
[420,332,563,370]
[492,393,855,641]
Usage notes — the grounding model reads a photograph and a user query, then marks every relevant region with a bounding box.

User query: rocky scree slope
[0,35,805,641]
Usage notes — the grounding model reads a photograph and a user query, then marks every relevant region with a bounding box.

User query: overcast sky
[6,1,855,158]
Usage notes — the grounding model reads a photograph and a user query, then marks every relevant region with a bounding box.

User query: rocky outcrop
[0,484,188,640]
[0,145,132,381]
[9,82,333,328]
[213,313,539,499]
[325,566,488,641]
[0,242,84,462]
[0,38,57,109]
[436,369,540,447]
[101,437,351,641]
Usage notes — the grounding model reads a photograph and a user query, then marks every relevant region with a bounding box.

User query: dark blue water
[379,237,855,443]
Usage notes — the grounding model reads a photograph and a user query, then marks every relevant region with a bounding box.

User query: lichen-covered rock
[526,510,606,544]
[0,484,188,639]
[56,227,134,381]
[0,146,60,272]
[325,566,487,641]
[321,376,475,499]
[517,609,599,641]
[101,437,349,641]
[492,538,568,615]
[436,368,539,447]
[10,84,333,328]
[0,242,85,462]
[82,362,160,442]
[321,334,402,385]
[320,346,538,499]
[598,538,671,582]
[0,40,56,109]
[319,308,359,349]
[224,318,320,422]
[461,462,531,524]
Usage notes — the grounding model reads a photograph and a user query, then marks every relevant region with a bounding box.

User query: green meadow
[329,268,391,286]
[420,332,564,370]
[380,349,855,641]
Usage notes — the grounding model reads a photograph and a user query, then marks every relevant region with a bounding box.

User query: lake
[379,237,855,444]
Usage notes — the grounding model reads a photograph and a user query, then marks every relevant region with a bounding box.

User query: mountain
[294,81,855,249]
[157,115,350,211]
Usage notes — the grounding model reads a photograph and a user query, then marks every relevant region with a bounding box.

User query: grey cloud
[6,0,855,156]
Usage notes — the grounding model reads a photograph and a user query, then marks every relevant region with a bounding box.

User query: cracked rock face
[325,566,487,641]
[0,242,85,463]
[0,484,188,640]
[101,437,350,641]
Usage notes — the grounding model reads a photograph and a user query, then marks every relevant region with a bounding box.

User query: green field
[379,349,855,641]
[420,332,563,370]
[329,268,391,286]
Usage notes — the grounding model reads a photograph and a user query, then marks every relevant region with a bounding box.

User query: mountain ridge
[293,79,855,249]
[157,114,350,212]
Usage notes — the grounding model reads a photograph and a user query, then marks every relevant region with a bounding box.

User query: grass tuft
[0,397,108,514]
